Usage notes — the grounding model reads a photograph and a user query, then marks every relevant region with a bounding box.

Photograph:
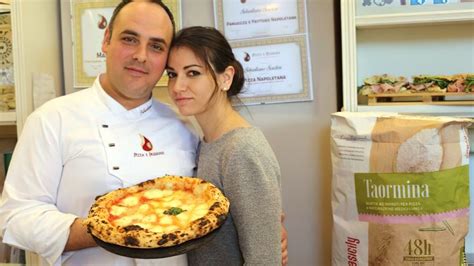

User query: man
[0,1,195,264]
[0,0,287,265]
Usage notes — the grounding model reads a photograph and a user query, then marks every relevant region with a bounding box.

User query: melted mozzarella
[150,225,164,233]
[120,196,139,207]
[195,203,209,212]
[165,225,179,232]
[115,216,134,227]
[160,196,173,202]
[110,205,127,216]
[149,201,162,208]
[191,208,209,221]
[142,214,157,223]
[143,189,163,199]
[160,216,173,225]
[144,189,173,199]
[176,212,190,224]
[137,204,150,213]
[166,199,182,207]
[155,208,166,215]
[130,213,144,221]
[180,204,192,210]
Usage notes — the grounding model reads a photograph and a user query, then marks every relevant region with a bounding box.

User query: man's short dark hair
[107,0,175,42]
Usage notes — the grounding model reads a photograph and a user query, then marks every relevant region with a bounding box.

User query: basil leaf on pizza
[164,207,186,216]
[83,176,229,248]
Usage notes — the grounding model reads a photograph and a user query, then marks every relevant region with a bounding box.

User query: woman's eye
[188,70,201,77]
[167,71,176,78]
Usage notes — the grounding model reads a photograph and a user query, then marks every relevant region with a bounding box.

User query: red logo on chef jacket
[134,134,164,158]
[140,134,153,151]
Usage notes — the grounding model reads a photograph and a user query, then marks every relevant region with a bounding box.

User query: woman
[166,26,282,265]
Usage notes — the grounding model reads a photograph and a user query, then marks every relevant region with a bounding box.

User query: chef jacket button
[102,124,109,128]
[113,166,119,170]
[109,143,115,147]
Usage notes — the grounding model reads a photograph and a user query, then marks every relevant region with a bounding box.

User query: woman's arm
[222,138,282,265]
[281,213,288,266]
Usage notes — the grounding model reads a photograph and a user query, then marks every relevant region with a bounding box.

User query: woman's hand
[281,213,288,266]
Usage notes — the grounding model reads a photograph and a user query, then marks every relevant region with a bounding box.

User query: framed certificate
[214,0,307,41]
[231,35,313,105]
[71,0,181,88]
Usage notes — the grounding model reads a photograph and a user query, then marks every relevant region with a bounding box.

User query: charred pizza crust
[83,175,229,248]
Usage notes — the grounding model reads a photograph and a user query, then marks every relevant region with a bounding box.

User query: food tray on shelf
[365,92,474,106]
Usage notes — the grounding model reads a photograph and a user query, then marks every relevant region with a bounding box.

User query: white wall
[12,0,63,133]
[357,23,474,84]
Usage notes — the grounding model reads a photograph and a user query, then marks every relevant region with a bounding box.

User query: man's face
[101,1,173,109]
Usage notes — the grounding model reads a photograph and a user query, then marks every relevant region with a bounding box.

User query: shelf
[356,8,474,28]
[0,125,16,138]
[342,0,474,116]
[357,105,474,118]
[0,3,10,13]
[0,111,15,125]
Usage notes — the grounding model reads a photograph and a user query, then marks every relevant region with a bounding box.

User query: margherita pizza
[83,175,229,248]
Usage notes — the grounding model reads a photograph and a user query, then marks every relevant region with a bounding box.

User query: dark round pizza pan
[93,226,222,259]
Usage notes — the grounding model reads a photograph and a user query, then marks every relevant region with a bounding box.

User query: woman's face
[167,46,223,116]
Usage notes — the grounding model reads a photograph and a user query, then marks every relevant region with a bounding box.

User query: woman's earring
[222,87,228,91]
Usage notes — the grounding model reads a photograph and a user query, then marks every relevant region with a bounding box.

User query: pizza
[83,175,229,248]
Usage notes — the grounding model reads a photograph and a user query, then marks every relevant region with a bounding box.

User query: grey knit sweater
[187,127,282,266]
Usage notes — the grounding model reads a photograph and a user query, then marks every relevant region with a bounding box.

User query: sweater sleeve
[0,111,77,265]
[221,137,282,265]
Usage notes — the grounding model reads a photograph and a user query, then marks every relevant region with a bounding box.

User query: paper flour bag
[331,112,471,266]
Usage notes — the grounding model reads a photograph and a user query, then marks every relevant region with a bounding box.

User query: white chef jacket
[0,77,198,265]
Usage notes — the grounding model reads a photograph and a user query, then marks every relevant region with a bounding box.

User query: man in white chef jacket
[0,0,198,265]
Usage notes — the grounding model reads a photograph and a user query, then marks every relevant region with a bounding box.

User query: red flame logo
[244,52,251,62]
[140,134,153,151]
[98,14,108,30]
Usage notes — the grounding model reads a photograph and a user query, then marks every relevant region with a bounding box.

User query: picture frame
[230,35,313,105]
[71,0,181,88]
[214,0,307,41]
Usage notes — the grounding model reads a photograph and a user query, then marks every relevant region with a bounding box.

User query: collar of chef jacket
[93,79,196,187]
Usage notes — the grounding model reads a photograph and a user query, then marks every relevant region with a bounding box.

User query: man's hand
[281,213,288,266]
[64,218,97,251]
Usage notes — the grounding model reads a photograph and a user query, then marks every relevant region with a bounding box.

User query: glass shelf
[0,111,15,125]
[357,105,474,117]
[356,8,474,28]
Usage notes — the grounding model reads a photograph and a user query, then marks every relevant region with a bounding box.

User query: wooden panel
[366,92,474,106]
[0,125,15,138]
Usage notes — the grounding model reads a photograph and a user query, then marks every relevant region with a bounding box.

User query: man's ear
[101,27,111,53]
[219,66,235,91]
